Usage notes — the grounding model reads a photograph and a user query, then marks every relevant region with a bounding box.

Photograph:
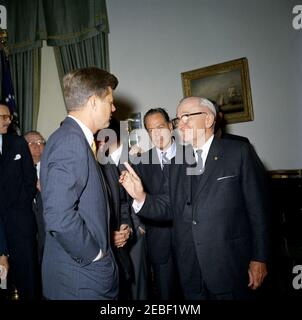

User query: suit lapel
[192,138,222,203]
[171,144,193,203]
[1,134,13,164]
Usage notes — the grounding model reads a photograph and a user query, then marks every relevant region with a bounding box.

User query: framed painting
[181,57,254,124]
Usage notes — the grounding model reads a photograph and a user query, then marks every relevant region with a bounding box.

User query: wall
[37,43,66,140]
[37,0,302,170]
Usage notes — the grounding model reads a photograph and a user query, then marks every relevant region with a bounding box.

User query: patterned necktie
[161,151,169,169]
[91,140,97,159]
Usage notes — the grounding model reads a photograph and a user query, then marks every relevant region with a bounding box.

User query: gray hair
[178,97,217,117]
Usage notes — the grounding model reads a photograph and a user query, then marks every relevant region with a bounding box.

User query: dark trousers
[7,234,39,299]
[152,253,182,300]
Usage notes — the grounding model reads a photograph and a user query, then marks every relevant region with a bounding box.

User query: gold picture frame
[181,57,254,124]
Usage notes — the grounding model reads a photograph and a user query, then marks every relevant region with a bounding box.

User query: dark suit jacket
[138,137,270,296]
[40,117,118,299]
[101,162,133,281]
[134,148,173,265]
[0,134,37,237]
[220,132,250,143]
[0,219,8,255]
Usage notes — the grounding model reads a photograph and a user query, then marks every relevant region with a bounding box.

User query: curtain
[3,0,44,132]
[3,0,109,132]
[9,49,41,133]
[45,0,110,82]
[54,32,109,80]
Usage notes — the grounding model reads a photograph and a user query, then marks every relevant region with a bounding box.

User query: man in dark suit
[97,118,133,299]
[98,118,150,299]
[120,97,270,299]
[40,67,119,300]
[24,130,46,265]
[0,103,38,299]
[134,108,180,300]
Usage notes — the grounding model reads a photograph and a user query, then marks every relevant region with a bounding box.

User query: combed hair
[143,108,170,129]
[63,67,118,112]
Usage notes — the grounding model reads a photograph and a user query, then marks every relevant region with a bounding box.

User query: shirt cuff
[132,199,145,213]
[93,249,103,262]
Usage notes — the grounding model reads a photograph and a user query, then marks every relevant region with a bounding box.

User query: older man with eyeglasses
[120,97,270,300]
[24,131,47,267]
[0,103,39,299]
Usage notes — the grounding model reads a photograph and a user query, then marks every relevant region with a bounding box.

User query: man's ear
[205,113,215,129]
[87,95,97,110]
[168,122,173,131]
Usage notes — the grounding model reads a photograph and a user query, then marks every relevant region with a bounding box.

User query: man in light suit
[120,97,270,299]
[40,67,119,300]
[0,104,38,299]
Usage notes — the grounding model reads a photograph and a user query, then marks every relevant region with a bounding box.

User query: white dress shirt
[193,134,214,167]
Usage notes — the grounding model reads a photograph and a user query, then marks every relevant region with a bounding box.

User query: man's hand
[112,224,131,248]
[119,162,146,203]
[248,261,267,290]
[0,255,9,279]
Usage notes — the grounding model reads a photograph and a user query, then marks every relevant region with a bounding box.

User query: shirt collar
[110,144,123,166]
[156,140,176,162]
[68,115,94,146]
[193,134,214,163]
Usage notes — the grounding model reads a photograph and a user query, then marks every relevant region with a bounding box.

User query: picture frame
[181,57,254,124]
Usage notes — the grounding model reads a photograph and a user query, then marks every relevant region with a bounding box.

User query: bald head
[176,97,216,148]
[177,97,216,117]
[0,104,12,134]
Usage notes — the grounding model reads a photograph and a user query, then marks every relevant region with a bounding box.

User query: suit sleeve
[0,219,8,255]
[41,134,99,264]
[133,163,173,222]
[241,143,270,262]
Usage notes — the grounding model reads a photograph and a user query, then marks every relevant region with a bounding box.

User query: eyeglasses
[28,140,46,146]
[0,114,13,121]
[172,112,207,127]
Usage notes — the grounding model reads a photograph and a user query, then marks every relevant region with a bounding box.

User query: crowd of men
[0,67,270,300]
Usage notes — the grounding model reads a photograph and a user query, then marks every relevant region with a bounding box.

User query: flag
[1,49,20,134]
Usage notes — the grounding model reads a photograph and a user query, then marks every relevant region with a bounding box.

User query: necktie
[91,140,97,159]
[195,149,204,174]
[161,151,169,169]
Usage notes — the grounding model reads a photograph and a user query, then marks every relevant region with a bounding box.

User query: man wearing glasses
[0,103,38,299]
[24,131,47,266]
[120,97,270,300]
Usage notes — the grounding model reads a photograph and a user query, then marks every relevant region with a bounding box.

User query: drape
[2,0,109,132]
[9,49,41,133]
[54,32,109,80]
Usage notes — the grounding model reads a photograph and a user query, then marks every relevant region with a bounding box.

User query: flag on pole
[1,49,20,134]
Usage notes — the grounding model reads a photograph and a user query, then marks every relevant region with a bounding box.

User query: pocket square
[13,154,21,160]
[217,175,236,181]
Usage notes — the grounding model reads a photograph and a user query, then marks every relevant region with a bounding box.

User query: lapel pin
[214,156,218,160]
